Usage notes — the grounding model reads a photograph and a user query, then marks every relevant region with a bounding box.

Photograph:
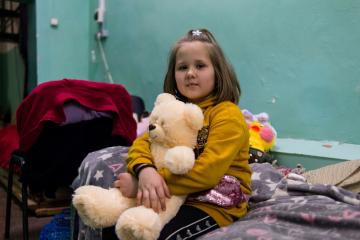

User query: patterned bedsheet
[71,147,360,240]
[199,163,360,240]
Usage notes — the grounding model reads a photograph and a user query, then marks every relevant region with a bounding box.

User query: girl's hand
[137,167,171,213]
[114,172,138,198]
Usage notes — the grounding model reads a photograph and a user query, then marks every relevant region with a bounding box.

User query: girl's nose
[186,67,196,78]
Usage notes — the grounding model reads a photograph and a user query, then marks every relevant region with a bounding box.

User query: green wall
[103,0,360,145]
[35,0,91,83]
[33,0,360,168]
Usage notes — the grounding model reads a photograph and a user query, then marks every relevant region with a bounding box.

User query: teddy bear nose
[149,124,156,131]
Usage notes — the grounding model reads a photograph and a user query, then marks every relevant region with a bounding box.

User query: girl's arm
[126,133,154,171]
[125,133,170,212]
[137,167,170,212]
[158,102,250,196]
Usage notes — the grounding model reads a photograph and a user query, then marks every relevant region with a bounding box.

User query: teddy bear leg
[73,186,135,228]
[115,196,185,240]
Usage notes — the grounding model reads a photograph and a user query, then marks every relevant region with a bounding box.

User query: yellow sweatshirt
[127,97,252,227]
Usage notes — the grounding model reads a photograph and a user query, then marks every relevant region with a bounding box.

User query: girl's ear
[183,104,204,131]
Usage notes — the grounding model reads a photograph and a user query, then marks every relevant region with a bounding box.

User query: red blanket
[0,124,19,170]
[16,79,137,152]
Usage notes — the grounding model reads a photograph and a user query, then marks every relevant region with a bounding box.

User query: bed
[198,162,360,240]
[71,146,360,240]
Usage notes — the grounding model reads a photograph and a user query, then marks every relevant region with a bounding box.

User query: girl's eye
[177,65,187,71]
[196,64,206,69]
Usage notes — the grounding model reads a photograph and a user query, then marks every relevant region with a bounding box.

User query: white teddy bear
[72,93,204,240]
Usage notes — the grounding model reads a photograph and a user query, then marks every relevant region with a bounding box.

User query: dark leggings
[102,205,219,240]
[159,205,219,240]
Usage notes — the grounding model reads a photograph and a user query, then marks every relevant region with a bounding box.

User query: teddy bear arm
[164,146,195,174]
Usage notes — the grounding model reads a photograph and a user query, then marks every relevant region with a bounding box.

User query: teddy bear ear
[154,93,176,106]
[183,104,204,131]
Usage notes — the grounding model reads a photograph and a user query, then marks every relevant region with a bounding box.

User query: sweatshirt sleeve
[158,102,249,196]
[126,133,154,175]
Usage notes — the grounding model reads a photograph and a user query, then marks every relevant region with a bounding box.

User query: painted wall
[35,0,91,84]
[33,0,360,168]
[88,0,360,146]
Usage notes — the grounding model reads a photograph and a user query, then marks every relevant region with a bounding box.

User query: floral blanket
[199,163,360,240]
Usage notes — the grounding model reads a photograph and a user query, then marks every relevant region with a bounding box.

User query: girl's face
[175,41,215,104]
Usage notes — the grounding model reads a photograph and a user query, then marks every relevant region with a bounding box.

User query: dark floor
[0,185,52,240]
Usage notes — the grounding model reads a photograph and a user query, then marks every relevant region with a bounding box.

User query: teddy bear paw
[73,186,132,228]
[164,146,195,174]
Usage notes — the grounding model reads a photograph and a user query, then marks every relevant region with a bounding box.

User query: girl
[115,28,252,240]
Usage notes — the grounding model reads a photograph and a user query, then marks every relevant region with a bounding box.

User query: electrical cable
[96,34,113,83]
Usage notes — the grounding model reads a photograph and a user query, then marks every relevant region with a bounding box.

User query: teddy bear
[242,109,277,164]
[72,93,204,240]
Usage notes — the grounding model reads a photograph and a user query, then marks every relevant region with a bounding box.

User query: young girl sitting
[114,28,252,240]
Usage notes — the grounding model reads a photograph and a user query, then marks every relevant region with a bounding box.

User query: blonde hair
[163,29,241,104]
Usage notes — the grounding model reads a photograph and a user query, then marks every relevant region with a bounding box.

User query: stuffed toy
[242,109,277,164]
[72,93,204,240]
